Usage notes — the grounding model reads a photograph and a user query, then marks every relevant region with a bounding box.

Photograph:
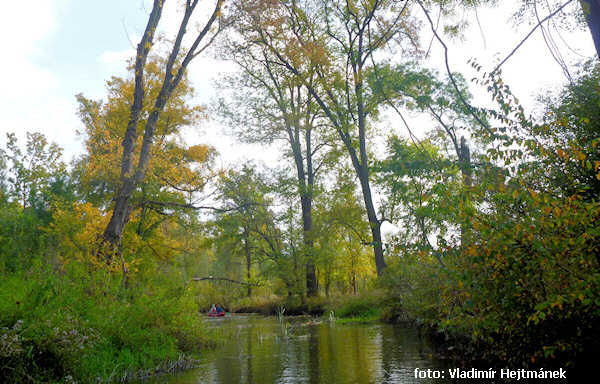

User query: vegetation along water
[1,0,599,383]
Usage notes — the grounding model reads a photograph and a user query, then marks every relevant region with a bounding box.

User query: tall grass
[325,291,387,323]
[0,268,217,383]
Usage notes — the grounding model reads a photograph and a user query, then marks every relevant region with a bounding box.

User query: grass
[333,307,382,324]
[325,291,387,323]
[0,269,218,383]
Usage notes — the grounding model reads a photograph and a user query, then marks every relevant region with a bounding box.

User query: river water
[144,315,451,384]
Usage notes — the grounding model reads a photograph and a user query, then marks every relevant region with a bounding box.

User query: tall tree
[374,136,459,255]
[2,132,65,210]
[217,14,340,294]
[234,0,420,276]
[75,55,211,209]
[101,0,226,262]
[369,65,483,244]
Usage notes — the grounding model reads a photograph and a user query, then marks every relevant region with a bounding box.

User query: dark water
[144,315,450,384]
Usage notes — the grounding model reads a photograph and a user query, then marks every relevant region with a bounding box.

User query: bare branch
[417,0,496,139]
[186,276,261,286]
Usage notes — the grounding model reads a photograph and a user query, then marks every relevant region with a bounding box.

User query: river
[142,314,451,383]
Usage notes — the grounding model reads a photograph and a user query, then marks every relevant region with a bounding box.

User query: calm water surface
[145,315,450,384]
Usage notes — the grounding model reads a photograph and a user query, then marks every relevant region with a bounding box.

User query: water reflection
[143,315,448,384]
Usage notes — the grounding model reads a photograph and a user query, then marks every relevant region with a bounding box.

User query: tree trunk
[356,73,387,276]
[288,97,318,296]
[581,0,600,58]
[244,230,252,297]
[302,193,318,296]
[100,0,164,259]
[459,136,472,187]
[358,169,387,277]
[100,0,224,262]
[459,136,472,246]
[303,127,318,297]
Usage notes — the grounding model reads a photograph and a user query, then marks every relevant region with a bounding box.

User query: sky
[0,0,596,167]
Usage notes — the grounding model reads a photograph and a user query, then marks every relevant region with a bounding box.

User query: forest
[1,0,599,382]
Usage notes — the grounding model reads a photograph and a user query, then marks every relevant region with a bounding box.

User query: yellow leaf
[528,189,537,199]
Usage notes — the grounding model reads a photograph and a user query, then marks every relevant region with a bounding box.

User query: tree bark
[291,137,318,296]
[581,0,600,58]
[358,164,387,276]
[286,87,318,296]
[303,116,318,296]
[354,45,387,277]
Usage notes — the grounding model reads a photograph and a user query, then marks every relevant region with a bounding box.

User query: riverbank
[0,269,219,384]
[230,291,387,321]
[2,274,593,384]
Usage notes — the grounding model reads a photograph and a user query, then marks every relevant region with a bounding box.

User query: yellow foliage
[50,202,110,267]
[75,54,212,206]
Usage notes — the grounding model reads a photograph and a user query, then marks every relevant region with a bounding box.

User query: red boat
[207,311,226,317]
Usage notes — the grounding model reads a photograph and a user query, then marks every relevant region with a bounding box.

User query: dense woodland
[1,0,600,382]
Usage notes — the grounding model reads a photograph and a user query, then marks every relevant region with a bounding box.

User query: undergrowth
[0,268,217,383]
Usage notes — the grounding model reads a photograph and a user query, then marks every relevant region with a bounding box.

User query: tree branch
[493,0,575,74]
[417,0,496,139]
[187,276,261,286]
[137,199,266,213]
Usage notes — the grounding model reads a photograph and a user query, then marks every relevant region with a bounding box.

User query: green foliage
[380,61,600,370]
[326,291,386,323]
[0,133,72,272]
[0,267,216,383]
[374,136,461,248]
[211,164,281,295]
[313,170,377,296]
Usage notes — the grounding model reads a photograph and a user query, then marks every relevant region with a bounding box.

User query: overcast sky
[0,0,595,166]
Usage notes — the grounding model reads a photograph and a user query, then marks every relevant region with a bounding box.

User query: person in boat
[209,304,217,314]
[216,306,224,314]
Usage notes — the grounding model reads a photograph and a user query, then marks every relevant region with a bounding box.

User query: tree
[314,170,375,295]
[0,132,71,270]
[2,132,65,210]
[74,54,211,209]
[234,0,420,276]
[216,20,338,295]
[581,0,600,57]
[101,0,226,262]
[374,136,460,257]
[369,64,488,244]
[213,164,274,296]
